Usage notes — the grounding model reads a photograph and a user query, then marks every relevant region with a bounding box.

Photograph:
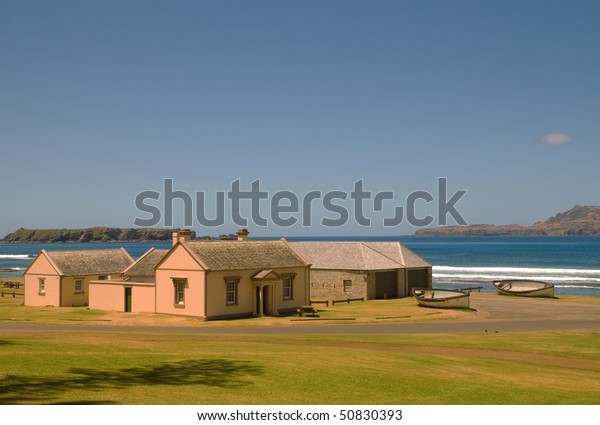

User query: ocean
[1,236,599,297]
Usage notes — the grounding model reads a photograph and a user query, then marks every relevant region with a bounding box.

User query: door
[255,286,261,315]
[263,285,271,315]
[124,287,132,312]
[407,269,429,294]
[375,271,397,299]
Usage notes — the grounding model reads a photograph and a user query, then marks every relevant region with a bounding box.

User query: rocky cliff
[1,227,200,243]
[415,205,600,236]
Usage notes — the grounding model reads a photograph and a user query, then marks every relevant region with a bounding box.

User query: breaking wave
[433,265,600,289]
[0,254,35,260]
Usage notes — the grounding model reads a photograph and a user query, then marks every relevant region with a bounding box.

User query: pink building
[89,229,312,320]
[154,230,311,320]
[24,248,133,307]
[89,247,167,313]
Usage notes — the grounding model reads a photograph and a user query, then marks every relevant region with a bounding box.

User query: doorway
[375,271,397,299]
[124,287,132,312]
[254,285,274,316]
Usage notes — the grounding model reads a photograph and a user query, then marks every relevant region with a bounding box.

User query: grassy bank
[0,331,598,404]
[1,294,599,404]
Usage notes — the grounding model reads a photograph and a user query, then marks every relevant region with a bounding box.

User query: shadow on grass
[416,305,478,313]
[0,358,263,404]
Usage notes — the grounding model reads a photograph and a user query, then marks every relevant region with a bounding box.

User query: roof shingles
[124,248,169,278]
[45,248,133,276]
[184,240,307,271]
[291,242,431,270]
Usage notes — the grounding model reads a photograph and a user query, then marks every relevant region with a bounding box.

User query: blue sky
[1,0,599,237]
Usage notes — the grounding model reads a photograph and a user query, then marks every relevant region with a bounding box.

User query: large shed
[291,241,431,300]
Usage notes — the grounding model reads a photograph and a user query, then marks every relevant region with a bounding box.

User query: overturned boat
[492,279,555,298]
[412,288,470,309]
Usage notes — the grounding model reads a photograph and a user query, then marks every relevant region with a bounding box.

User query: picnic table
[297,305,318,317]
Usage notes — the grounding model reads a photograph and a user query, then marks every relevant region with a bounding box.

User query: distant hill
[1,227,204,243]
[415,205,600,236]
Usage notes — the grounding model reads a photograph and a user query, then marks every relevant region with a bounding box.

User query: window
[343,279,353,293]
[174,279,186,305]
[226,280,238,305]
[98,275,108,281]
[75,279,83,293]
[38,278,45,294]
[283,276,294,300]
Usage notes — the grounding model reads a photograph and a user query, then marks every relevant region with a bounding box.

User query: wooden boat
[492,279,554,298]
[411,288,470,309]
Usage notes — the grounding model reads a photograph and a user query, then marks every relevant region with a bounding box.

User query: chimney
[236,228,249,242]
[172,229,193,246]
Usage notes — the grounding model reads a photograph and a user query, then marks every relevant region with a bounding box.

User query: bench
[458,286,483,294]
[332,297,364,305]
[297,305,318,317]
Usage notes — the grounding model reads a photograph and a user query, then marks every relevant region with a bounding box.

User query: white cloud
[537,132,572,146]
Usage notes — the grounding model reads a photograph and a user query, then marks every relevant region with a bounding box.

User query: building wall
[24,254,60,307]
[155,244,206,317]
[366,272,377,299]
[155,268,206,317]
[277,266,310,313]
[60,276,92,307]
[310,268,412,300]
[204,267,309,319]
[89,281,155,313]
[89,281,125,311]
[205,270,254,319]
[159,243,203,270]
[309,269,369,300]
[131,284,156,312]
[397,269,407,298]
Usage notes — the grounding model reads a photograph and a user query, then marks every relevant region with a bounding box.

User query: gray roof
[44,248,133,276]
[124,248,168,278]
[184,240,308,271]
[291,242,431,270]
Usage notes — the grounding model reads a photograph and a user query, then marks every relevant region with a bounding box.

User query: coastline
[2,236,599,296]
[0,239,173,244]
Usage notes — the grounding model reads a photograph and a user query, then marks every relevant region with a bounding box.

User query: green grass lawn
[1,331,598,405]
[0,294,471,326]
[1,293,599,405]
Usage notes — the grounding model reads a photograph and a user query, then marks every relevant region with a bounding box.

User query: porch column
[258,284,264,317]
[253,285,258,316]
[271,283,278,316]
